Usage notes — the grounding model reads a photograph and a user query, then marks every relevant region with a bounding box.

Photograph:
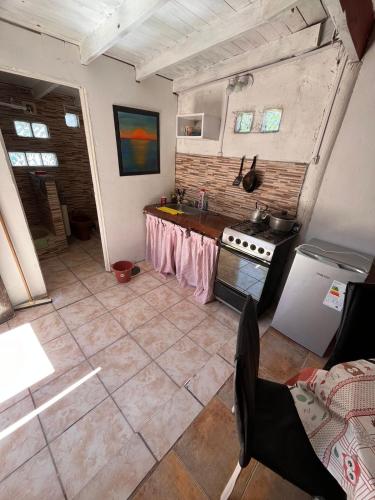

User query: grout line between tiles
[70,325,143,441]
[2,263,242,495]
[49,284,93,309]
[0,444,49,488]
[28,390,68,500]
[32,312,140,458]
[183,383,206,407]
[174,451,210,499]
[40,392,110,445]
[216,349,235,367]
[133,429,158,463]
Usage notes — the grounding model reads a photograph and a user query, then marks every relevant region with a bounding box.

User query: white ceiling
[0,0,328,81]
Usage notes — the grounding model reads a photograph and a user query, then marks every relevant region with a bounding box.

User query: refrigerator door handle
[337,262,367,275]
[298,247,338,264]
[298,247,367,274]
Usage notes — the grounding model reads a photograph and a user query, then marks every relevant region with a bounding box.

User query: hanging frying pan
[242,155,258,193]
[232,155,246,186]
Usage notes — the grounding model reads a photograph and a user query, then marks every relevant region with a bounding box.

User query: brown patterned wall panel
[176,153,307,219]
[0,83,97,228]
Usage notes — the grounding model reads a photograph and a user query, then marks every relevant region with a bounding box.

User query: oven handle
[219,242,271,268]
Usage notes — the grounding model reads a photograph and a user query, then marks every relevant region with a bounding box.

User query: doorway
[0,71,106,294]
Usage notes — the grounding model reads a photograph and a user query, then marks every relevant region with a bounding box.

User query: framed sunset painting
[113,105,160,176]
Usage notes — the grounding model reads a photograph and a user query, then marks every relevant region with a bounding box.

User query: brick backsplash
[176,153,307,220]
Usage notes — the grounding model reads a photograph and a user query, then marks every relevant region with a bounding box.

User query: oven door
[215,244,269,306]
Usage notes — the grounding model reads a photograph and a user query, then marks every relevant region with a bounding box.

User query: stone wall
[176,153,307,219]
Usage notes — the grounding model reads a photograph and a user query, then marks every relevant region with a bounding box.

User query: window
[261,108,283,133]
[41,152,58,166]
[14,120,50,138]
[8,151,58,167]
[65,113,79,128]
[14,121,32,137]
[234,112,254,133]
[8,152,27,166]
[26,152,42,166]
[31,122,49,138]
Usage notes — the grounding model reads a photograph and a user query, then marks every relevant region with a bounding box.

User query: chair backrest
[324,282,375,370]
[234,296,260,467]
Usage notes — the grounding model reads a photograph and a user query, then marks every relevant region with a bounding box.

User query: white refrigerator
[271,238,372,356]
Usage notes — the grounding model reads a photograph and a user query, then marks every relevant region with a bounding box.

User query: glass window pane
[234,112,253,133]
[26,152,42,166]
[9,152,27,166]
[14,121,32,137]
[41,152,58,166]
[65,113,79,128]
[32,122,49,138]
[261,109,283,133]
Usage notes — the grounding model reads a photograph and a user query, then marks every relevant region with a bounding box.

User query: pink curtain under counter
[145,214,175,275]
[159,219,176,275]
[193,233,219,304]
[145,214,218,304]
[145,214,162,271]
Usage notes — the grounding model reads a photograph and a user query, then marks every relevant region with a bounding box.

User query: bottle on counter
[160,195,167,206]
[171,192,177,204]
[198,189,208,210]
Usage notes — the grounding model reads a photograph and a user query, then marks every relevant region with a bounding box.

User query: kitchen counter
[143,204,239,240]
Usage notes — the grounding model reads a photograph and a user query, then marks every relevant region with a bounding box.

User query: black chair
[324,282,375,370]
[221,296,345,500]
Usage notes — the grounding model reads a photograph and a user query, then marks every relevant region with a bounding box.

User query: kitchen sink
[165,203,204,215]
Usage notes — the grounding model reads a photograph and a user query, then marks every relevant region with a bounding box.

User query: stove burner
[231,220,268,236]
[230,220,294,245]
[221,219,298,262]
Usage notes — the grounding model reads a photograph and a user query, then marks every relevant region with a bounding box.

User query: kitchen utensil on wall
[242,155,258,193]
[268,211,297,232]
[249,201,268,223]
[233,155,246,186]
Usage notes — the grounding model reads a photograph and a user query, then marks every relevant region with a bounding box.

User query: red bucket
[111,261,133,283]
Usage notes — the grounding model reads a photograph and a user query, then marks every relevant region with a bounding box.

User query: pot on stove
[249,202,268,223]
[268,210,297,232]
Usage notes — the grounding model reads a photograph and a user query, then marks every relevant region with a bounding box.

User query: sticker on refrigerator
[323,280,346,311]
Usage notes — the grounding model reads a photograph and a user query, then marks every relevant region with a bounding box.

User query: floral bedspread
[288,359,375,499]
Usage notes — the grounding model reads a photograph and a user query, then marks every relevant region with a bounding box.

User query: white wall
[177,46,340,163]
[307,39,375,255]
[0,21,177,270]
[0,133,47,305]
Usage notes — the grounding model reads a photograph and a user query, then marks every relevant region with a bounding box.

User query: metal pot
[269,211,297,232]
[249,202,268,223]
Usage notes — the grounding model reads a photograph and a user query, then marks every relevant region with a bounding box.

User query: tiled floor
[0,237,324,499]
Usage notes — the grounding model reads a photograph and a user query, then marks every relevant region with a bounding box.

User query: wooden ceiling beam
[80,0,169,65]
[173,23,322,93]
[322,0,374,61]
[135,0,302,81]
[31,81,59,99]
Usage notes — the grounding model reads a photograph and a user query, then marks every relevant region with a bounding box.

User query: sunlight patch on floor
[0,366,101,441]
[0,323,54,404]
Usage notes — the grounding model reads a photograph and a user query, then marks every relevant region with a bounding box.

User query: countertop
[143,204,239,240]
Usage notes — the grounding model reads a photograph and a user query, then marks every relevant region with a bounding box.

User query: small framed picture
[113,105,160,176]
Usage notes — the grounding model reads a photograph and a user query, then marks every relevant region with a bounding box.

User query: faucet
[176,188,186,205]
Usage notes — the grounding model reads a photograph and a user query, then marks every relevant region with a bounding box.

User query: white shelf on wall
[176,113,221,140]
